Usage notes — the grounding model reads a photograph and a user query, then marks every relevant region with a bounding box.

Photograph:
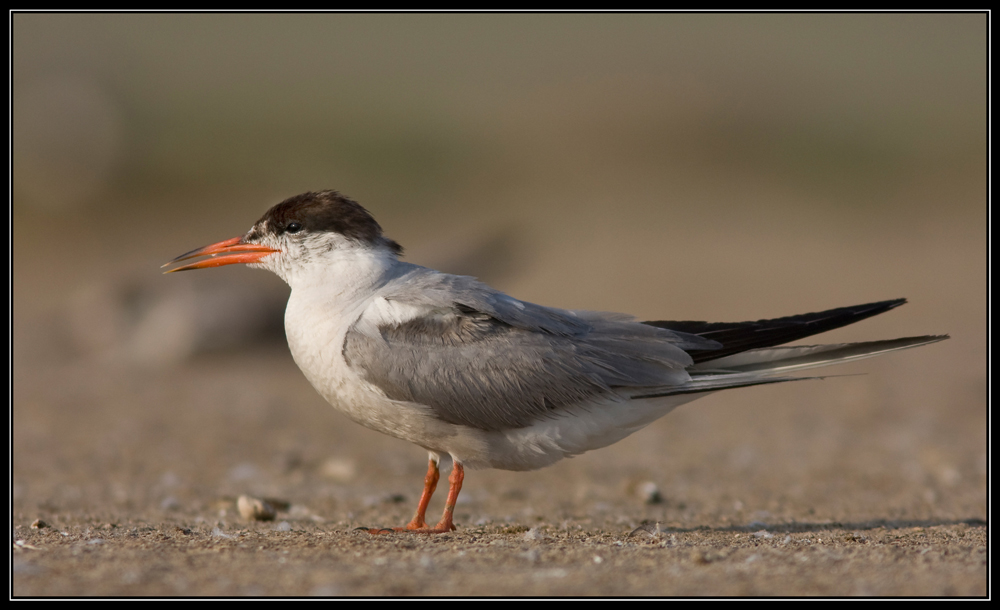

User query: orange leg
[405,458,440,530]
[431,461,464,532]
[364,460,464,535]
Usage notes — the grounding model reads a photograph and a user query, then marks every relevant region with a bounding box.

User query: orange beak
[162,237,280,273]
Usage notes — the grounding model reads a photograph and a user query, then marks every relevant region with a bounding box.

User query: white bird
[164,190,946,533]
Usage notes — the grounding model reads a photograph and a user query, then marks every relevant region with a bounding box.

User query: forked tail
[636,300,946,399]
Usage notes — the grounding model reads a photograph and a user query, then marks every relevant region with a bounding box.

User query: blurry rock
[319,457,357,483]
[237,495,277,522]
[65,270,287,367]
[628,522,661,538]
[159,496,181,511]
[638,481,663,505]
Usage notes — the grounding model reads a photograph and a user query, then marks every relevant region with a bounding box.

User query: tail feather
[645,298,909,364]
[631,335,947,400]
[629,294,947,401]
[688,335,948,375]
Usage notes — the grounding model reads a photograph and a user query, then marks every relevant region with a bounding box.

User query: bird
[164,190,947,533]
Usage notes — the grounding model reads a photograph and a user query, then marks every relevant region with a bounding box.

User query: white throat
[263,239,402,410]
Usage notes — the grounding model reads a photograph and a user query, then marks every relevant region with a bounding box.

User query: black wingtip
[865,297,907,312]
[645,298,917,364]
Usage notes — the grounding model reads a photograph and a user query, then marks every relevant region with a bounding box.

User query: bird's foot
[358,461,462,535]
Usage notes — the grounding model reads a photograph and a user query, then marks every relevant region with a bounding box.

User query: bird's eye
[286,222,302,234]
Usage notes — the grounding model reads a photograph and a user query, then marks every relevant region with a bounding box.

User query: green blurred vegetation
[13,13,985,218]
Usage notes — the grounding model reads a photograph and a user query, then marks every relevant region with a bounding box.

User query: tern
[164,190,946,533]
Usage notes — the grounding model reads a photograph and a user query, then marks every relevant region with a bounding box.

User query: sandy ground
[11,187,987,597]
[12,14,988,599]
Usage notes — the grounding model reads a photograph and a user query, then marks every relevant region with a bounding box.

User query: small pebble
[522,527,543,541]
[237,495,277,522]
[628,522,661,538]
[638,481,663,504]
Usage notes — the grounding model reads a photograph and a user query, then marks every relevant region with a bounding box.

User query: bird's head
[163,190,403,285]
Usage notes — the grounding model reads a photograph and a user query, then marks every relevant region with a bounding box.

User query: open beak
[162,237,279,273]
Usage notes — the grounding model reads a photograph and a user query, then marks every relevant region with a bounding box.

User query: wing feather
[343,266,702,431]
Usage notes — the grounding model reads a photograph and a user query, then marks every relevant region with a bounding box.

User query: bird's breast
[283,290,370,410]
[282,289,475,453]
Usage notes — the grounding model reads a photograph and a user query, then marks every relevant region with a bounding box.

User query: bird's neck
[280,248,401,404]
[285,246,399,307]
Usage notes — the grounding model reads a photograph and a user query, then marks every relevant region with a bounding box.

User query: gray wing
[343,266,719,431]
[373,265,720,351]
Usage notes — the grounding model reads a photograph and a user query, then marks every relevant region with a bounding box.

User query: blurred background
[12,13,986,545]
